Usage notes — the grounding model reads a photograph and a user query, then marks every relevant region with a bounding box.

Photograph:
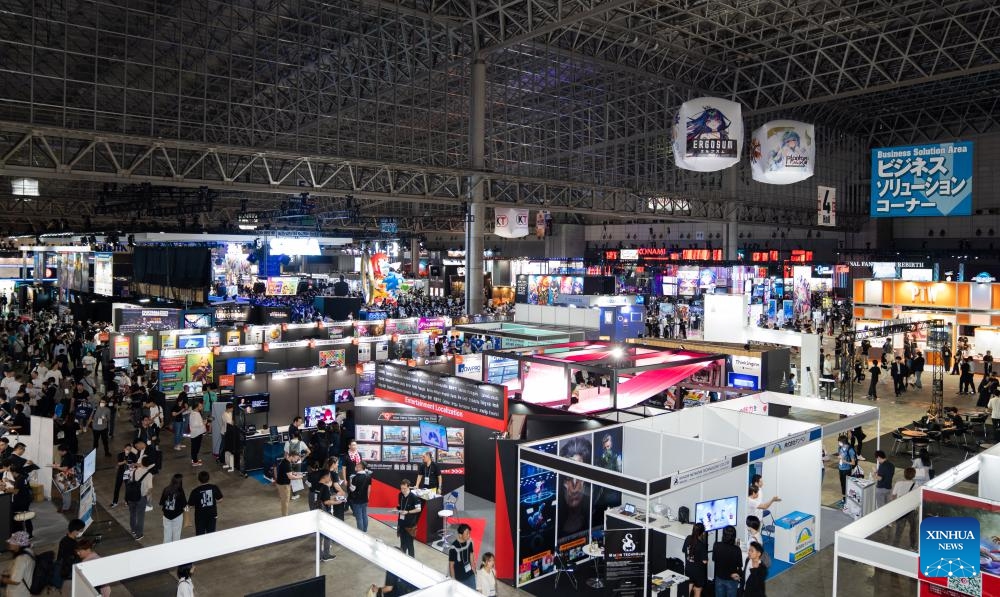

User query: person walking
[867,360,880,400]
[126,456,155,540]
[911,351,925,389]
[188,401,206,467]
[188,471,223,535]
[874,450,895,508]
[274,452,303,516]
[74,539,110,597]
[448,523,476,590]
[396,479,421,556]
[475,553,497,597]
[348,460,372,532]
[712,526,743,597]
[89,396,112,457]
[741,541,769,597]
[160,474,188,543]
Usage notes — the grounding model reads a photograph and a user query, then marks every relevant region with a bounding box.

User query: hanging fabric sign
[493,207,529,238]
[750,120,816,184]
[672,97,744,172]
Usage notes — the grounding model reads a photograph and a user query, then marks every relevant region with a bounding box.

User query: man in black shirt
[414,452,442,493]
[0,438,11,461]
[111,441,136,508]
[448,523,476,589]
[9,403,29,435]
[188,470,224,535]
[396,479,421,556]
[348,460,372,532]
[874,450,895,508]
[372,570,416,597]
[309,470,337,561]
[56,519,85,585]
[275,452,303,517]
[333,275,350,297]
[712,525,742,596]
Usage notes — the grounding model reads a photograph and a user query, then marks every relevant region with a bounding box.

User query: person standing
[449,523,476,590]
[892,468,919,549]
[396,479,421,556]
[867,360,880,400]
[712,526,743,597]
[274,452,303,516]
[874,450,895,508]
[348,460,372,532]
[73,539,110,597]
[836,434,858,506]
[171,397,189,451]
[1,531,34,597]
[961,357,975,394]
[943,344,953,373]
[89,396,112,457]
[891,356,905,397]
[985,351,995,377]
[475,553,497,597]
[414,452,442,493]
[188,401,206,467]
[740,541,769,597]
[188,471,223,535]
[221,403,241,473]
[126,456,155,540]
[309,470,337,561]
[159,474,188,543]
[682,523,708,597]
[56,519,85,593]
[111,441,136,508]
[176,564,195,597]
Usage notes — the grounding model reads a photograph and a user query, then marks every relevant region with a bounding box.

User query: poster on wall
[518,464,557,584]
[112,336,130,359]
[556,436,593,562]
[673,97,744,172]
[592,428,624,515]
[158,355,189,395]
[93,252,113,296]
[750,120,815,185]
[523,275,584,306]
[136,335,154,359]
[871,141,973,218]
[919,488,1000,596]
[226,330,241,346]
[792,266,812,320]
[158,350,214,396]
[318,349,346,369]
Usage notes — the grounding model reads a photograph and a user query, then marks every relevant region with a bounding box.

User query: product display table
[844,476,876,520]
[773,511,816,564]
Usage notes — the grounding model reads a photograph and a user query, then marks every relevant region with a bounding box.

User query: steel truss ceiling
[0,0,997,235]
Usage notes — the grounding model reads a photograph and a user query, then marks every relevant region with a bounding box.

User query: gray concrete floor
[0,347,983,597]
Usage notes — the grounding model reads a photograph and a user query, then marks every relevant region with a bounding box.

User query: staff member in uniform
[396,479,421,556]
[414,452,442,493]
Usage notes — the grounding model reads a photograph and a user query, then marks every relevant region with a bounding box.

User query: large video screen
[695,495,739,532]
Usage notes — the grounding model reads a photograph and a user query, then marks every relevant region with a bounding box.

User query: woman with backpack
[126,456,155,540]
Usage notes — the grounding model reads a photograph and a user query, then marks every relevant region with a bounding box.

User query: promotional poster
[750,120,816,185]
[673,97,744,172]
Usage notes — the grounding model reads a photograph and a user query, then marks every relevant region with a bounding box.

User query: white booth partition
[515,405,825,595]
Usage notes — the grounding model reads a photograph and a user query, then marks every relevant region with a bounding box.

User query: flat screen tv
[331,388,354,403]
[227,357,256,375]
[694,496,739,532]
[237,393,270,414]
[304,405,336,428]
[418,420,448,451]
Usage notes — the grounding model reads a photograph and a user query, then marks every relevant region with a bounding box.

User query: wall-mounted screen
[695,496,739,532]
[331,388,354,403]
[226,357,257,375]
[237,393,270,414]
[418,420,448,451]
[304,405,336,428]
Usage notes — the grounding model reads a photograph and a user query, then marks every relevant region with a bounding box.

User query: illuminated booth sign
[870,141,973,218]
[673,97,744,172]
[750,120,815,185]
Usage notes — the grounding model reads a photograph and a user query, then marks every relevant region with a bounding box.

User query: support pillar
[724,202,739,261]
[410,237,421,276]
[465,59,486,315]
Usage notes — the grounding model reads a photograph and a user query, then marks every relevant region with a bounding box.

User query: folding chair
[553,552,578,590]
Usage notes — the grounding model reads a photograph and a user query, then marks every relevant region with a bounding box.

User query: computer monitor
[237,393,270,414]
[304,405,336,428]
[418,420,448,451]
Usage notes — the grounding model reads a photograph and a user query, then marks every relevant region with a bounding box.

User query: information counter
[773,511,816,564]
[408,489,446,547]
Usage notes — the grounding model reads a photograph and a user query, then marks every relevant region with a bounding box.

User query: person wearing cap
[1,531,34,597]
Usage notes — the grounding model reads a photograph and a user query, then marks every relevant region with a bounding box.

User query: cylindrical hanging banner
[672,97,744,172]
[750,120,816,184]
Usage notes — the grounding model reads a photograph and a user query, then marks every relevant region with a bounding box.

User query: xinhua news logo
[920,517,980,579]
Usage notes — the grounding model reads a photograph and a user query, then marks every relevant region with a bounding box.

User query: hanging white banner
[672,97,744,172]
[818,186,836,227]
[750,120,816,185]
[493,207,529,238]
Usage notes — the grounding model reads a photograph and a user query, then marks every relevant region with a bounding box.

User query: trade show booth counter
[514,401,827,595]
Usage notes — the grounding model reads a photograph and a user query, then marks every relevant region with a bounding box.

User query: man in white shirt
[0,371,20,399]
[747,485,781,524]
[989,392,1000,443]
[81,352,97,378]
[46,364,63,386]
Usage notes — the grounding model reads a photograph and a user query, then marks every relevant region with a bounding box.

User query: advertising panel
[117,308,182,333]
[673,97,744,172]
[375,362,508,432]
[523,275,584,306]
[93,252,113,296]
[265,277,300,295]
[494,207,530,239]
[871,141,973,218]
[318,349,346,369]
[518,463,557,584]
[750,120,815,185]
[112,336,130,359]
[919,488,1000,596]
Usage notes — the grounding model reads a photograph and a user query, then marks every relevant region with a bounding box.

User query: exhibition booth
[632,337,792,394]
[485,341,727,413]
[513,401,825,594]
[702,293,822,396]
[71,509,478,597]
[833,443,1000,596]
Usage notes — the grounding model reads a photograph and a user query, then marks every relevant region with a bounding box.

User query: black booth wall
[232,367,357,427]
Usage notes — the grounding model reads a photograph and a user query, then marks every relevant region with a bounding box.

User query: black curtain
[133,246,211,289]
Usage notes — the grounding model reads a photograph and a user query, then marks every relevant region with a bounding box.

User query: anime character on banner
[364,252,403,306]
[750,120,816,185]
[793,266,812,319]
[672,97,743,172]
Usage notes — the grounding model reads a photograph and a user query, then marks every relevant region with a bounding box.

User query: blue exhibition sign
[870,141,973,218]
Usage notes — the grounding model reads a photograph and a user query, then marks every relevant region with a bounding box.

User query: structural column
[465,59,486,315]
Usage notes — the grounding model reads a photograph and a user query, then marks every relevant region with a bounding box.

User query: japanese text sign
[870,141,973,218]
